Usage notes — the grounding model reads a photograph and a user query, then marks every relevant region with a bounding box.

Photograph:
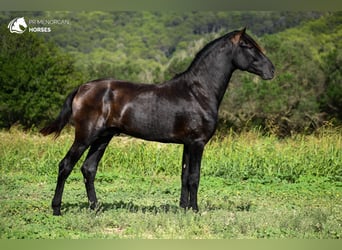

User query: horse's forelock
[242,33,265,53]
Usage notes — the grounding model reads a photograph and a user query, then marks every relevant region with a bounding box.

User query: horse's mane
[187,32,232,71]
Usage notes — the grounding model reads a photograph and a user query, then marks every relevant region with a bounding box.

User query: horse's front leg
[180,144,190,208]
[180,142,205,212]
[188,142,205,212]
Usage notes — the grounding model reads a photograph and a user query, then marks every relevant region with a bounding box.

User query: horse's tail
[40,87,79,138]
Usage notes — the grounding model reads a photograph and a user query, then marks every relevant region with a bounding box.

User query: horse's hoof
[89,201,98,210]
[52,208,61,216]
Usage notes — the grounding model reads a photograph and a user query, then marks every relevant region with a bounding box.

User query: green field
[0,128,341,239]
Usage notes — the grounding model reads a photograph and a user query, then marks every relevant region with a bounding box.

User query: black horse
[41,28,274,215]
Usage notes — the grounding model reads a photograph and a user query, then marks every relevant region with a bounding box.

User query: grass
[0,127,341,238]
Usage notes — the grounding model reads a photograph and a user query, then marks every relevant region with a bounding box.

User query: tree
[0,26,83,129]
[319,48,342,122]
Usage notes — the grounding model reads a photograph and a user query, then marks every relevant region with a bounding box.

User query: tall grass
[203,129,342,183]
[0,127,341,183]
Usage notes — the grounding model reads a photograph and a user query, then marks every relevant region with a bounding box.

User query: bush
[0,26,84,129]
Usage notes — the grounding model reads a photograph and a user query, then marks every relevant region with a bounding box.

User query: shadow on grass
[61,198,252,215]
[62,200,181,215]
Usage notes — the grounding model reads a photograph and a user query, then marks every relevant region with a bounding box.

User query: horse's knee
[81,164,97,181]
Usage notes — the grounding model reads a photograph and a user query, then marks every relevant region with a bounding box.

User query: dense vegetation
[0,11,341,136]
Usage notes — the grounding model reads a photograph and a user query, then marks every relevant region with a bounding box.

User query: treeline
[1,11,322,82]
[0,11,340,136]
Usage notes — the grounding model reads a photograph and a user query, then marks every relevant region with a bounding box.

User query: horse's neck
[184,51,235,110]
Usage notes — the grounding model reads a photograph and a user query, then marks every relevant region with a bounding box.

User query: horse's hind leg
[80,132,114,210]
[52,141,89,215]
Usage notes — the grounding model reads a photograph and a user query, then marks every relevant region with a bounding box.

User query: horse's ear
[231,27,246,45]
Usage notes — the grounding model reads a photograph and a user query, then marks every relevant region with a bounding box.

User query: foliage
[319,47,342,122]
[0,129,341,238]
[1,11,322,81]
[0,26,83,129]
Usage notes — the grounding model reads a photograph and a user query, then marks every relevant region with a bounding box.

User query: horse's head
[231,28,275,80]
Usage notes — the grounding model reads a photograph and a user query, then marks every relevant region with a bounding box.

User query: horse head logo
[8,17,27,34]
